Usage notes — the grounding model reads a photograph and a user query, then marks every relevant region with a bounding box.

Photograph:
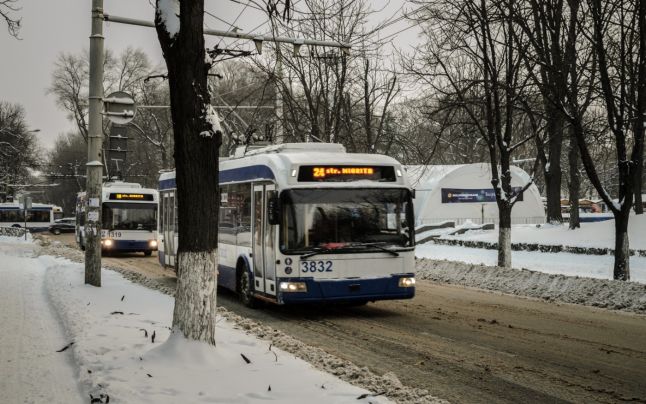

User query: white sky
[0,0,419,150]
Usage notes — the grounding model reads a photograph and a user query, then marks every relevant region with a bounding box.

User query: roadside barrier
[427,237,646,257]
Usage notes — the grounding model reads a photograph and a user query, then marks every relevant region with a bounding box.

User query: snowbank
[416,258,646,314]
[41,255,395,403]
[0,229,32,240]
[416,243,646,283]
[441,214,646,250]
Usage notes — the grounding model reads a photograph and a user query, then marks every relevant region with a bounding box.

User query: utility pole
[85,0,105,287]
[271,20,285,145]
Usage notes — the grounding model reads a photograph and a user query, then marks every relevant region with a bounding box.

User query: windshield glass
[102,202,157,231]
[281,188,413,253]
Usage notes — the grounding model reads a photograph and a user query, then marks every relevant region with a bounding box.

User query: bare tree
[407,0,536,267]
[43,131,87,213]
[564,0,646,280]
[512,0,578,224]
[0,0,20,37]
[154,0,221,344]
[249,0,401,152]
[48,48,155,142]
[0,102,39,200]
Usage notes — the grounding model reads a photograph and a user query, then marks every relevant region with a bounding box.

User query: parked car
[49,217,76,235]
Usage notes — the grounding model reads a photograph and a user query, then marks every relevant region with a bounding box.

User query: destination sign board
[298,165,396,182]
[108,193,154,201]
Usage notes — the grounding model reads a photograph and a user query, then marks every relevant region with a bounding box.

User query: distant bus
[0,202,62,231]
[76,182,159,255]
[158,143,416,306]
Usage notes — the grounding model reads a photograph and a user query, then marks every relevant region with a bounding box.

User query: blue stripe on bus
[218,264,237,291]
[158,165,275,190]
[159,178,176,191]
[219,165,275,184]
[104,240,153,252]
[278,274,415,304]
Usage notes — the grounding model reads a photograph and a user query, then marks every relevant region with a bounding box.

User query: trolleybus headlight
[279,282,307,292]
[103,239,113,248]
[398,277,415,288]
[149,240,158,248]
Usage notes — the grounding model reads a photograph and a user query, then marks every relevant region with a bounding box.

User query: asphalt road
[47,233,646,403]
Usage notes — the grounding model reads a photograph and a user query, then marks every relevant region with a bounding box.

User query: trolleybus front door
[252,184,277,296]
[163,192,176,267]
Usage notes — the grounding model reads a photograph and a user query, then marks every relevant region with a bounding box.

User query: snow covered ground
[0,236,394,404]
[438,214,646,250]
[415,214,646,284]
[416,244,646,283]
[0,237,83,404]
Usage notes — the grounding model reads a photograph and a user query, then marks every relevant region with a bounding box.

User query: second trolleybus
[76,181,159,255]
[158,142,416,306]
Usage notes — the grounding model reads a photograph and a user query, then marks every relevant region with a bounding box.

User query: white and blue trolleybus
[0,202,62,231]
[158,143,416,306]
[76,182,159,255]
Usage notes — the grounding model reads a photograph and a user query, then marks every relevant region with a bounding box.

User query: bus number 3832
[301,260,333,273]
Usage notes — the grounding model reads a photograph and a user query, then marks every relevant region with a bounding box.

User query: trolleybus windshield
[102,202,157,231]
[280,188,413,253]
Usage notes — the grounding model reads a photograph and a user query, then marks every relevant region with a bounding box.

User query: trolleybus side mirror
[267,196,281,225]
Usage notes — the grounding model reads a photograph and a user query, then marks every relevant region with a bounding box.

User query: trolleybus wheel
[143,250,152,257]
[238,266,257,308]
[52,229,61,235]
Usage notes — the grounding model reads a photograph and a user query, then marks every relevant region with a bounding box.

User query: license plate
[300,260,333,273]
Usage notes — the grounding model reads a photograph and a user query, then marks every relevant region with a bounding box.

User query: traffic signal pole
[85,0,105,287]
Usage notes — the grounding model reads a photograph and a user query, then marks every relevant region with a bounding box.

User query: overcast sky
[0,0,418,150]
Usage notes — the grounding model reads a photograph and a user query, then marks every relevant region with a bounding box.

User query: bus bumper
[101,239,157,252]
[277,274,415,304]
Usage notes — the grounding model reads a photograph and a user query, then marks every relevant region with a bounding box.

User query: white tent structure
[406,163,545,226]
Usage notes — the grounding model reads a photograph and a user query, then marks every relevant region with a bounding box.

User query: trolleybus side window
[31,210,52,223]
[0,210,20,222]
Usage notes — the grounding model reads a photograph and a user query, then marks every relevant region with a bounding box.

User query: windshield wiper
[300,242,400,259]
[300,247,336,260]
[346,242,400,257]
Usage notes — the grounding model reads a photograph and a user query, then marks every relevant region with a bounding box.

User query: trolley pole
[274,49,284,144]
[85,0,105,287]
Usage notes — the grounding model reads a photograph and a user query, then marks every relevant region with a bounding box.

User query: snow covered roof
[405,165,465,189]
[406,163,533,190]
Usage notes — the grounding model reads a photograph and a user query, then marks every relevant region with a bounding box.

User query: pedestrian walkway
[0,240,83,404]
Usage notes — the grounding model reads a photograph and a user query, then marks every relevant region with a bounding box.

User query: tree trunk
[568,127,580,229]
[544,102,564,224]
[155,0,220,345]
[497,204,512,268]
[636,0,646,215]
[613,211,631,281]
[635,138,644,215]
